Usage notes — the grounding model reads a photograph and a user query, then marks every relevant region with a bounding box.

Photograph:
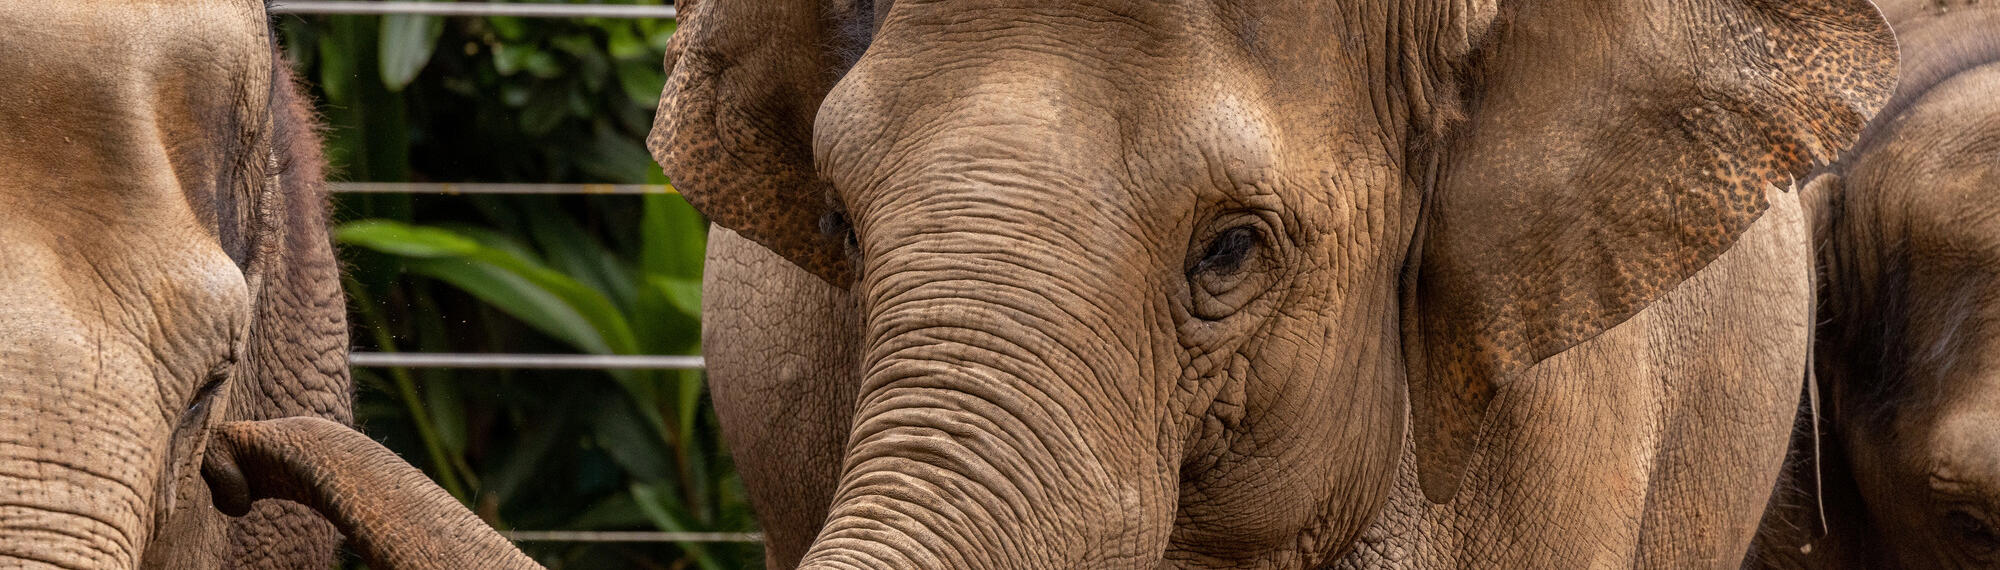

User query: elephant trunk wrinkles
[204,418,538,570]
[0,472,141,568]
[800,254,1176,569]
[0,363,168,568]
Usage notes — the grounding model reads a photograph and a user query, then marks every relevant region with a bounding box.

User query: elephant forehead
[0,0,264,422]
[0,1,272,121]
[0,0,272,231]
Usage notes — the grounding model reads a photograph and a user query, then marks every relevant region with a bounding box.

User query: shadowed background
[273,3,760,568]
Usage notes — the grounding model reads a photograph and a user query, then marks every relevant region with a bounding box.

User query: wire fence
[270,1,677,19]
[330,182,676,195]
[299,1,750,547]
[350,352,705,369]
[502,531,763,543]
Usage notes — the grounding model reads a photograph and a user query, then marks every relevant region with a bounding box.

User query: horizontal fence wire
[269,1,677,18]
[502,531,762,543]
[350,352,705,370]
[286,2,727,548]
[329,182,675,195]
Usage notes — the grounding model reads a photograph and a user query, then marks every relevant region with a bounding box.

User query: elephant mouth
[201,427,255,517]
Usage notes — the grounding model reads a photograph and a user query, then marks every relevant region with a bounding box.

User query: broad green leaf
[405,256,612,355]
[335,220,479,258]
[520,199,637,312]
[616,59,666,108]
[314,16,360,105]
[340,221,639,355]
[675,370,706,479]
[378,11,443,91]
[631,483,691,531]
[648,276,703,321]
[644,20,678,51]
[639,193,708,280]
[633,284,700,356]
[423,378,468,457]
[437,223,541,264]
[487,16,527,41]
[578,120,653,183]
[342,227,607,353]
[606,26,647,60]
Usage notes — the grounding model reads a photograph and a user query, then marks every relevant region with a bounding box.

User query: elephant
[150,0,1901,567]
[651,0,1898,567]
[0,2,351,567]
[1750,1,2000,567]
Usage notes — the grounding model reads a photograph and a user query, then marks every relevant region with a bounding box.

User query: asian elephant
[1751,1,2000,567]
[659,0,1896,568]
[0,2,351,567]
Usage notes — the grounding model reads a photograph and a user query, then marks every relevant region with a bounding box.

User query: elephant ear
[648,0,870,285]
[1404,0,1895,503]
[219,58,354,566]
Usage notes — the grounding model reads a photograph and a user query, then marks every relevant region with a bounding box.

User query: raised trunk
[204,418,541,570]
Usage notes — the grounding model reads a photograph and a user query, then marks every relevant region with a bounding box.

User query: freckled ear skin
[1405,0,1897,502]
[648,0,859,285]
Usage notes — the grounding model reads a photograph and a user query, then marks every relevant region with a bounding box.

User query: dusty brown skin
[1753,2,2000,568]
[202,418,538,569]
[661,0,1897,568]
[0,1,351,567]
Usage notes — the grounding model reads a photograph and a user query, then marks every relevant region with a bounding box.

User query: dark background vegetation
[275,4,761,568]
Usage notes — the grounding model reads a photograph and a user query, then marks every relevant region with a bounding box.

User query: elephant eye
[185,372,228,418]
[1946,509,2000,556]
[822,209,862,262]
[1186,223,1276,321]
[1192,226,1260,276]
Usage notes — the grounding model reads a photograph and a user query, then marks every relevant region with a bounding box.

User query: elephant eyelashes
[1188,224,1273,320]
[184,373,227,419]
[1193,226,1259,276]
[821,210,861,263]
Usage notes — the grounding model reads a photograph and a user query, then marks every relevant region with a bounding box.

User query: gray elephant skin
[1753,1,2000,568]
[659,0,1898,568]
[0,2,350,567]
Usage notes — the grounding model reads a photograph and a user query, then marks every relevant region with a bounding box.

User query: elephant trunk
[202,418,541,570]
[0,338,176,567]
[0,460,147,567]
[798,247,1178,569]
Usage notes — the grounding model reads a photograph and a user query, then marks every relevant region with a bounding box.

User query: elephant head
[1756,2,2000,567]
[0,2,350,567]
[653,0,1894,566]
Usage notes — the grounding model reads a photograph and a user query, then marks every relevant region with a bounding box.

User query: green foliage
[278,4,758,568]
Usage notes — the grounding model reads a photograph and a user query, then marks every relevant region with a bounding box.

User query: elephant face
[0,2,348,567]
[1809,5,2000,566]
[653,0,1893,566]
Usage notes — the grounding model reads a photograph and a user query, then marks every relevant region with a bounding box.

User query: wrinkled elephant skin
[0,2,351,567]
[660,0,1898,567]
[1754,2,2000,568]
